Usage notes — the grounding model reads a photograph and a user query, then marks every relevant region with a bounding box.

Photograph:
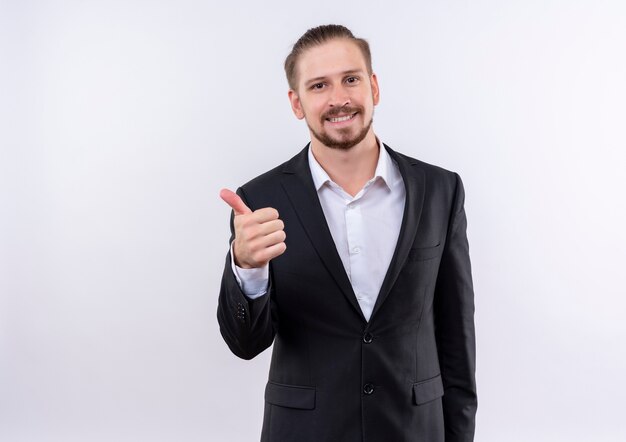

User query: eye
[346,76,359,84]
[311,83,325,90]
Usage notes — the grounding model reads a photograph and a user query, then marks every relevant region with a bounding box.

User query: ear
[370,73,380,106]
[288,89,305,120]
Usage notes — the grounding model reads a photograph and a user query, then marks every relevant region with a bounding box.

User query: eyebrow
[304,69,365,87]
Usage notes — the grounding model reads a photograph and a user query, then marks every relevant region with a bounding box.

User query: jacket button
[363,332,373,344]
[363,383,374,395]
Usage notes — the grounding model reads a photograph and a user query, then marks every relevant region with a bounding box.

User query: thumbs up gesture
[220,189,287,269]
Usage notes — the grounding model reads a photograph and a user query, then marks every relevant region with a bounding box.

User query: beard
[306,105,374,151]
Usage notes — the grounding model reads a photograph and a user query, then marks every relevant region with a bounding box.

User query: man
[218,25,476,442]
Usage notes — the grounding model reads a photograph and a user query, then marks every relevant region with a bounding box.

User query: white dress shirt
[231,140,406,321]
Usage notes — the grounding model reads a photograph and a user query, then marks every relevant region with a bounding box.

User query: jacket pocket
[412,374,444,405]
[265,381,316,410]
[407,243,441,261]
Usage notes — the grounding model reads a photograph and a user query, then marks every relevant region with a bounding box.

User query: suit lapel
[279,143,425,324]
[369,145,425,321]
[280,145,366,322]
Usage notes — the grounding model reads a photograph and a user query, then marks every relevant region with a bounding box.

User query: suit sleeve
[217,187,276,360]
[434,173,477,442]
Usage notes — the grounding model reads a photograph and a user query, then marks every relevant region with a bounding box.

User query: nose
[329,84,350,107]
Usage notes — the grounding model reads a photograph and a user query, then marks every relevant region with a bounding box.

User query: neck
[310,130,380,197]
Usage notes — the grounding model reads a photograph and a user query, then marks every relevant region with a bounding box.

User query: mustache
[322,105,363,120]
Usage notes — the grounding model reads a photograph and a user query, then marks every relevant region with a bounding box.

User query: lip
[324,112,358,126]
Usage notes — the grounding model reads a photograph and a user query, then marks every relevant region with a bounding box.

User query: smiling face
[288,38,380,151]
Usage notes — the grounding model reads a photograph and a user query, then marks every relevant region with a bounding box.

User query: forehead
[297,39,368,83]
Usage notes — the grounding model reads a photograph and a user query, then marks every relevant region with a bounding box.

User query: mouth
[325,112,358,124]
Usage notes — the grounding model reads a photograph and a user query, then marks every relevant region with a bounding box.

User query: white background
[1,1,625,441]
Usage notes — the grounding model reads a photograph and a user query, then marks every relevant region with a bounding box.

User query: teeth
[329,114,354,123]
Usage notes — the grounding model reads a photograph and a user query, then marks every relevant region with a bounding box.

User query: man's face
[288,38,380,150]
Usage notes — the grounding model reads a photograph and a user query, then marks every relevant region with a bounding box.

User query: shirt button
[352,247,360,254]
[363,383,375,395]
[363,333,373,344]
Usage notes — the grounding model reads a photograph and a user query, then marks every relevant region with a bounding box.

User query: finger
[258,241,287,263]
[257,219,285,236]
[251,207,280,223]
[254,229,286,248]
[220,188,252,215]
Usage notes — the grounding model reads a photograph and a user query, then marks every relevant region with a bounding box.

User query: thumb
[220,188,252,215]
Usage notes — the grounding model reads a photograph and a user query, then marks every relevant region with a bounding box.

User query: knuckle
[249,225,260,237]
[237,229,249,242]
[243,224,259,239]
[238,242,250,255]
[256,249,270,263]
[237,214,252,228]
[251,249,263,263]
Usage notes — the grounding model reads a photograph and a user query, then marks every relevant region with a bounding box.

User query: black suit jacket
[217,144,477,442]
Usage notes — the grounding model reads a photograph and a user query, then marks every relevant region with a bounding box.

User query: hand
[219,188,287,269]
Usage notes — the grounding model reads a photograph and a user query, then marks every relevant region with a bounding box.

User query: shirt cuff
[230,241,269,299]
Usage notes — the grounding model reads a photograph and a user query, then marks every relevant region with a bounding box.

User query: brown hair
[284,24,372,91]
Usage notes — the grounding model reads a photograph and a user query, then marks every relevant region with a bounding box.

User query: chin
[311,120,373,151]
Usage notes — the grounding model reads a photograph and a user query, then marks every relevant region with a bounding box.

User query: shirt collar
[307,138,395,192]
